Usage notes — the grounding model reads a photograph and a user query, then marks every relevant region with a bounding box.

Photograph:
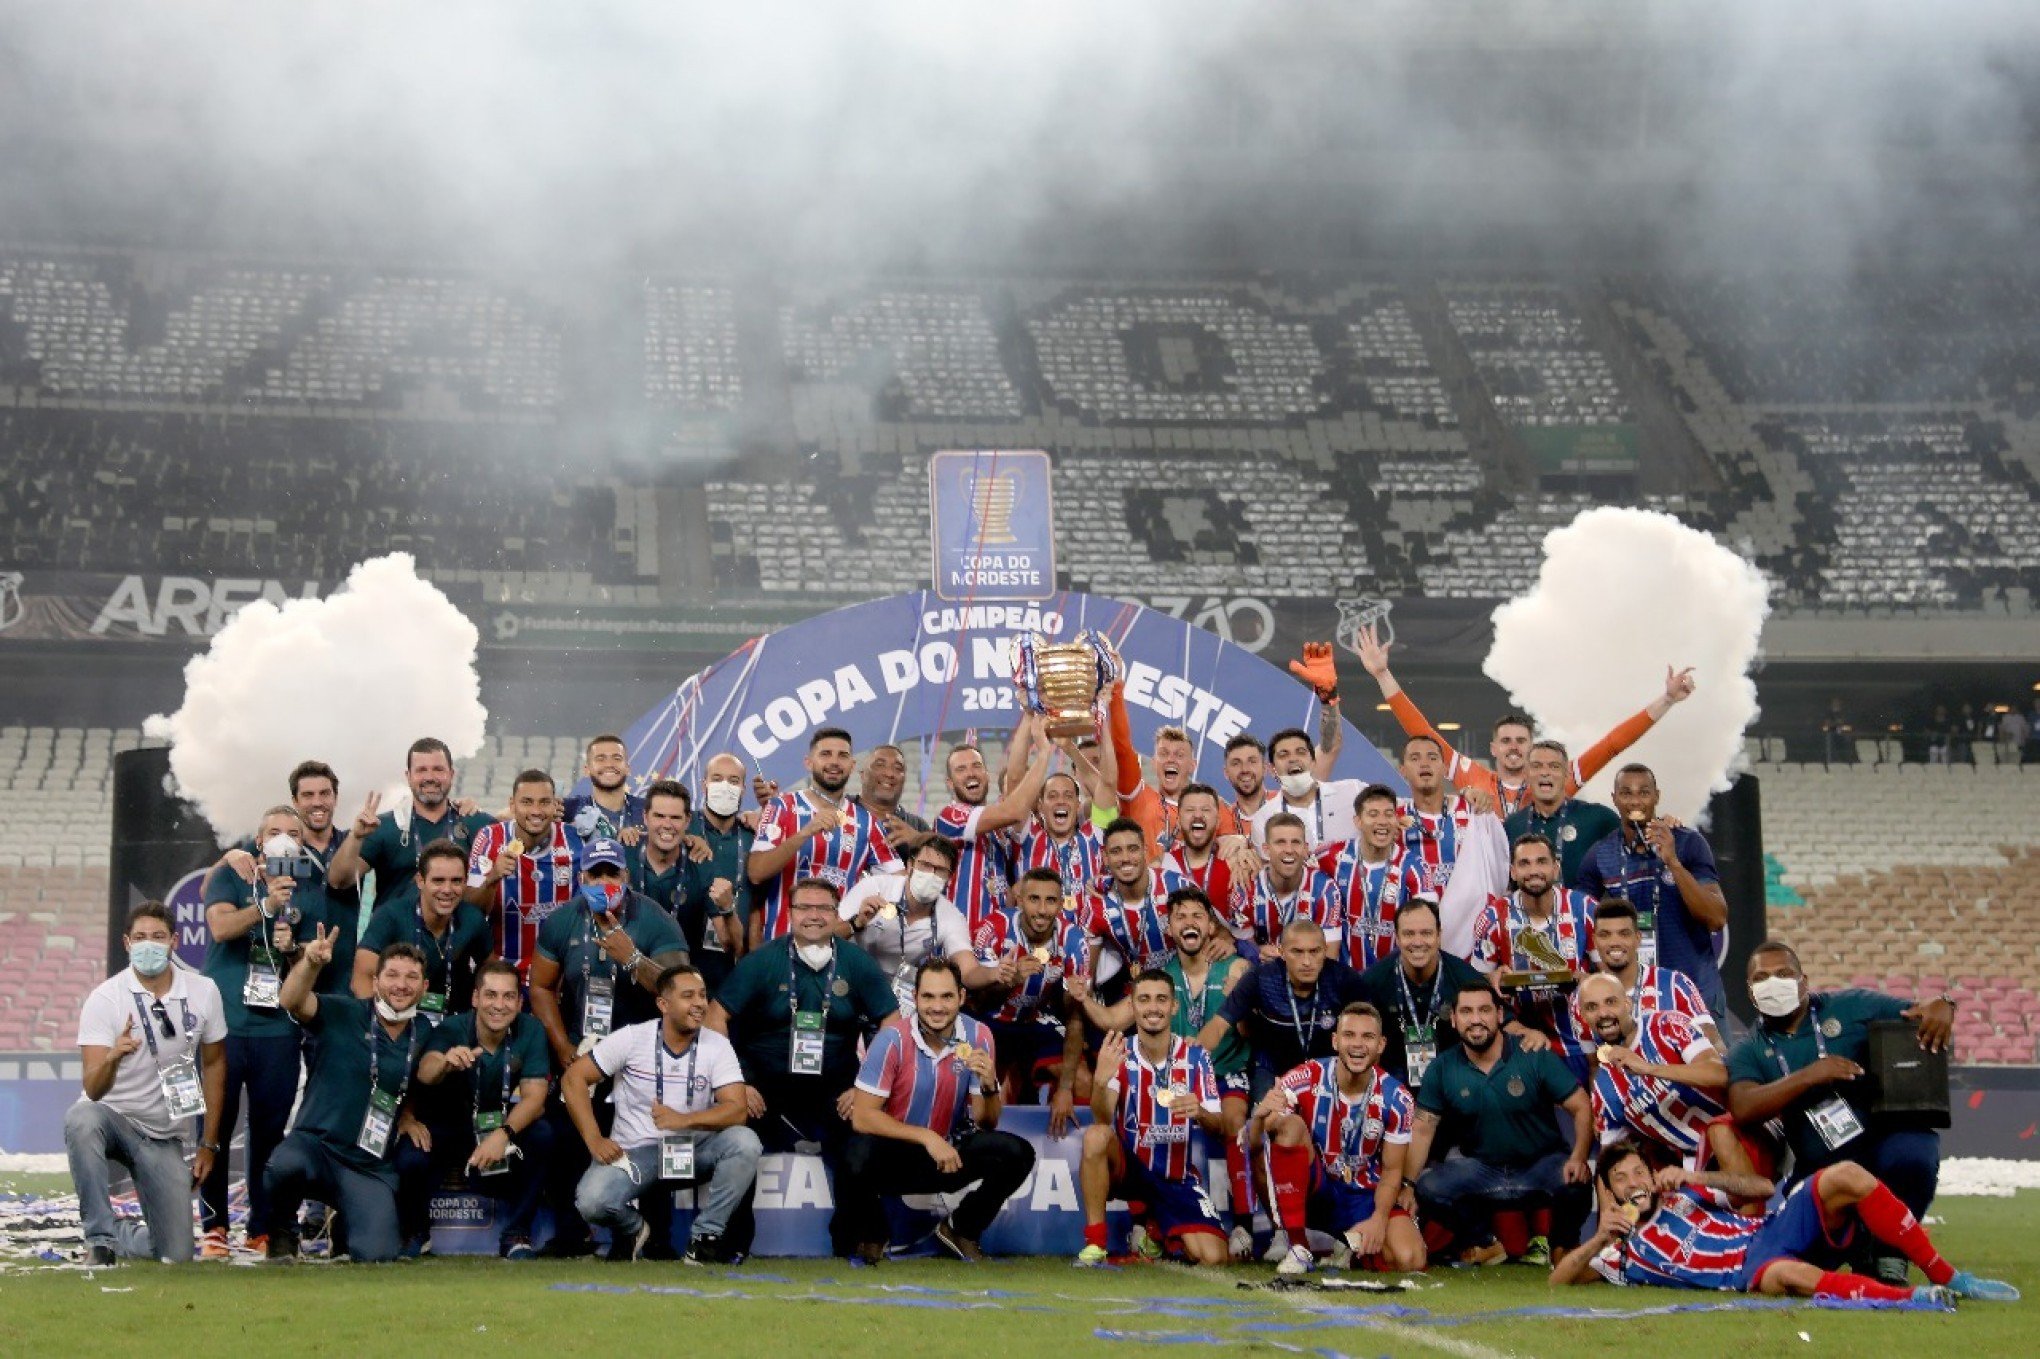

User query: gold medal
[1166,1086,1192,1103]
[874,901,898,923]
[1030,946,1051,964]
[1596,1044,1620,1065]
[504,838,526,857]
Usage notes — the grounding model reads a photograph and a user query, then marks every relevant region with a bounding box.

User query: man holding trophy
[1470,833,1599,1082]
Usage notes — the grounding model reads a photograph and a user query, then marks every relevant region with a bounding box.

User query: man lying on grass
[1549,1139,2018,1308]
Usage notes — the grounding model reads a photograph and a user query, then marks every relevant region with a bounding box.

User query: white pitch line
[1156,1259,1524,1359]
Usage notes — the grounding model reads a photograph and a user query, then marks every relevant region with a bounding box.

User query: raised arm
[1569,665,1696,789]
[1355,624,1470,776]
[327,792,381,890]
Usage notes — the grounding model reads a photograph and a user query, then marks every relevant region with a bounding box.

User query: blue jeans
[1415,1151,1588,1248]
[574,1127,762,1244]
[200,1032,300,1237]
[64,1101,196,1261]
[264,1134,402,1263]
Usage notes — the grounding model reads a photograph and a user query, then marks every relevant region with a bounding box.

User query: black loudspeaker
[1705,773,1766,1025]
[107,747,221,976]
[1866,1019,1952,1126]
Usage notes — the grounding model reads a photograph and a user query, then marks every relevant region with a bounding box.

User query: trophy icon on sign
[965,469,1020,547]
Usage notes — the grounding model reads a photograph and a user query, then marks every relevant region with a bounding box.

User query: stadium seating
[644,283,743,412]
[781,287,1022,423]
[1442,283,1629,427]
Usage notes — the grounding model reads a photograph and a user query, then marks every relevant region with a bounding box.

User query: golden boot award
[1011,631,1123,739]
[1498,926,1578,1000]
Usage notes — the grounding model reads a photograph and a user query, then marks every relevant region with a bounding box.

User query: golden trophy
[965,470,1020,546]
[1497,926,1579,1000]
[1011,631,1122,739]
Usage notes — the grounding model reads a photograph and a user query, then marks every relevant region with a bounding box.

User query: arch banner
[619,590,1400,801]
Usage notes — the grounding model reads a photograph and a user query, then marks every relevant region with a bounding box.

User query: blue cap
[583,837,627,871]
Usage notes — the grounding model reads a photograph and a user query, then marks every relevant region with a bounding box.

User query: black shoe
[642,1239,680,1262]
[266,1230,300,1262]
[538,1235,597,1259]
[1874,1253,1912,1286]
[607,1221,651,1263]
[932,1220,984,1263]
[86,1245,119,1266]
[683,1234,733,1266]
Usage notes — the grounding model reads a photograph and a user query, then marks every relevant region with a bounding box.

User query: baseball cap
[583,837,627,871]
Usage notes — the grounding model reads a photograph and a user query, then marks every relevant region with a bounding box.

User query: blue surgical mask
[581,880,623,913]
[128,940,172,977]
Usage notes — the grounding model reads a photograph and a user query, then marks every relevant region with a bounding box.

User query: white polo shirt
[1250,778,1365,850]
[589,1020,745,1151]
[76,965,228,1140]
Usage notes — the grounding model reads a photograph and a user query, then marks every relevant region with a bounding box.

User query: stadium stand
[780,286,1023,425]
[1441,282,1630,427]
[644,282,743,412]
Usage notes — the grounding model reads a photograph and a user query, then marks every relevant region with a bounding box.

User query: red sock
[1813,1271,1916,1302]
[1269,1143,1313,1236]
[1853,1183,1954,1285]
[1083,1222,1108,1250]
[1226,1139,1253,1220]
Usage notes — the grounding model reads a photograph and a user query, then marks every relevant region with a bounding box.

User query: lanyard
[1396,961,1444,1030]
[367,1006,420,1108]
[473,1022,518,1121]
[1302,791,1325,845]
[1285,982,1321,1044]
[1260,871,1306,930]
[579,909,624,990]
[130,989,196,1063]
[415,909,456,998]
[1328,1066,1381,1157]
[1179,964,1211,1029]
[1131,1038,1181,1111]
[1768,1000,1828,1079]
[789,942,838,1020]
[653,1032,702,1110]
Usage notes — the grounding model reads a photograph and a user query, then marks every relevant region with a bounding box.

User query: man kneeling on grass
[1549,1139,2019,1307]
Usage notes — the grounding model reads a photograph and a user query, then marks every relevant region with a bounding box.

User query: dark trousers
[1415,1151,1588,1249]
[265,1133,401,1263]
[726,1071,857,1257]
[1800,1125,1940,1218]
[394,1116,555,1249]
[837,1129,1036,1249]
[200,1032,300,1237]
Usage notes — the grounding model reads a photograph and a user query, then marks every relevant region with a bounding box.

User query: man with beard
[1249,729,1365,853]
[1577,973,1732,1172]
[1402,981,1593,1267]
[1726,941,1953,1281]
[1503,741,1620,890]
[688,756,756,981]
[747,728,900,949]
[934,715,1053,933]
[352,840,491,1020]
[1076,971,1229,1267]
[406,961,554,1259]
[330,737,494,914]
[1354,621,1696,819]
[1233,813,1343,958]
[854,743,931,849]
[1073,818,1177,984]
[969,867,1090,1119]
[1574,898,1721,1051]
[561,733,645,845]
[844,959,1036,1263]
[838,837,994,1012]
[217,761,363,990]
[466,769,586,981]
[1318,784,1424,969]
[1161,784,1236,909]
[1551,1140,2017,1304]
[707,878,898,1259]
[1356,897,1486,1092]
[1223,734,1272,826]
[1470,833,1599,1078]
[1013,772,1106,897]
[1577,765,1730,1021]
[1253,1002,1425,1276]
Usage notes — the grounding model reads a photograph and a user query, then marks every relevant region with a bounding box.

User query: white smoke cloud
[143,554,488,840]
[1484,507,1770,823]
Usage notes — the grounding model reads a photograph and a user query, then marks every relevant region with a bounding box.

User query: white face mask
[907,870,946,904]
[374,997,419,1023]
[1278,771,1317,801]
[261,832,298,859]
[704,782,743,818]
[1750,976,1803,1018]
[796,942,834,970]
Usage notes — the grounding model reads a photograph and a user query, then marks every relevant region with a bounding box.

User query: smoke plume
[1484,507,1770,822]
[143,554,488,840]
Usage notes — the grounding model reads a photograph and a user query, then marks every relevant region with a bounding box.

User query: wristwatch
[200,1140,222,1153]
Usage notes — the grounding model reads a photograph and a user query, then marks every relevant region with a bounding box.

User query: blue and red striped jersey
[1591,1010,1726,1162]
[934,801,1019,934]
[466,820,584,978]
[1077,869,1175,978]
[1275,1061,1412,1192]
[1108,1035,1220,1181]
[751,792,899,942]
[1316,842,1425,967]
[1230,867,1343,951]
[1591,1185,1761,1290]
[854,1013,993,1141]
[1571,964,1715,1046]
[970,908,1089,1024]
[1012,819,1104,897]
[1396,796,1473,891]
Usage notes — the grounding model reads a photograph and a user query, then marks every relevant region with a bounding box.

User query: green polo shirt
[421,1011,549,1128]
[1505,799,1622,891]
[293,994,425,1179]
[201,865,332,1039]
[715,936,897,1086]
[1356,950,1489,1086]
[357,899,494,1015]
[534,892,687,1049]
[1727,989,1911,1172]
[686,812,755,928]
[1164,955,1251,1077]
[1416,1034,1579,1169]
[354,806,496,911]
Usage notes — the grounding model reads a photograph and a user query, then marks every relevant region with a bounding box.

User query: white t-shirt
[839,872,972,975]
[1250,778,1364,850]
[76,966,228,1140]
[589,1020,745,1151]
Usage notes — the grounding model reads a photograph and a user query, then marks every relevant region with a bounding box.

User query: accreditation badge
[243,959,282,1010]
[659,1132,696,1181]
[357,1087,399,1158]
[160,1057,206,1120]
[582,974,615,1041]
[790,1009,826,1076]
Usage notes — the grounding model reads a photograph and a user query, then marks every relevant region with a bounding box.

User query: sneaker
[538,1235,596,1259]
[503,1238,535,1261]
[199,1228,231,1261]
[1075,1243,1109,1267]
[1327,1239,1354,1271]
[1456,1240,1507,1268]
[265,1231,299,1262]
[1227,1225,1255,1261]
[1913,1285,1958,1310]
[1261,1229,1293,1264]
[683,1234,733,1266]
[1521,1235,1552,1268]
[609,1221,651,1263]
[851,1241,886,1267]
[1129,1224,1163,1261]
[242,1234,270,1260]
[86,1245,119,1267]
[1276,1243,1314,1277]
[399,1235,429,1260]
[932,1220,985,1263]
[1948,1270,2021,1302]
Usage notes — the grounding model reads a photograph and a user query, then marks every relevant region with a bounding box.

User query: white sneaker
[1227,1225,1255,1261]
[1327,1239,1354,1270]
[1276,1243,1315,1277]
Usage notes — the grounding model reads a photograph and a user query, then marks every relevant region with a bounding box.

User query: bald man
[1578,973,1735,1173]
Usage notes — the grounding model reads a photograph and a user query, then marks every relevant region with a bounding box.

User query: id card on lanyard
[244,899,283,1009]
[132,992,205,1119]
[790,946,835,1077]
[1397,965,1444,1090]
[357,1010,419,1158]
[655,1038,701,1179]
[580,916,620,1045]
[1777,1003,1864,1152]
[471,1042,516,1177]
[414,910,455,1022]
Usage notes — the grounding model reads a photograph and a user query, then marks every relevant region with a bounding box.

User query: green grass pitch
[0,1180,2030,1357]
